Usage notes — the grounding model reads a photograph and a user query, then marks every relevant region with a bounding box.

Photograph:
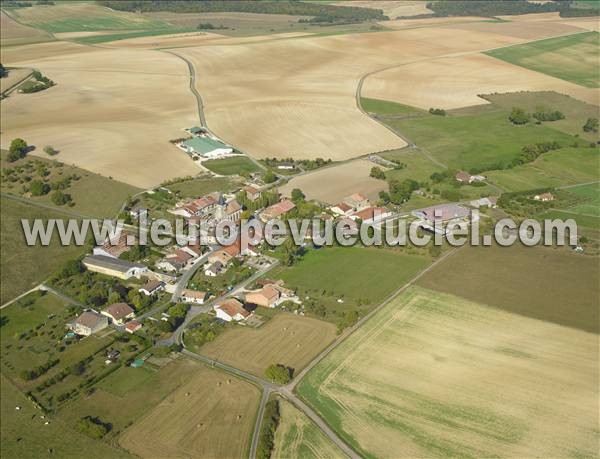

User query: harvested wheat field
[119,361,260,458]
[177,18,594,161]
[0,68,32,94]
[298,286,599,458]
[0,45,197,188]
[334,1,431,19]
[362,52,599,110]
[0,10,51,47]
[279,159,387,204]
[197,313,337,378]
[272,399,345,459]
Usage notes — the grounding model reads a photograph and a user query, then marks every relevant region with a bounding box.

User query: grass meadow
[165,175,239,198]
[298,286,599,458]
[0,197,89,304]
[202,156,261,176]
[486,32,599,88]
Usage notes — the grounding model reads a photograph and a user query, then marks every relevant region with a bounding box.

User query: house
[82,255,147,280]
[470,197,498,208]
[181,243,203,258]
[343,193,370,211]
[157,249,194,272]
[245,284,280,308]
[259,199,296,222]
[244,185,261,201]
[173,193,221,218]
[139,279,165,296]
[92,233,135,259]
[128,202,145,219]
[412,203,470,224]
[534,192,555,202]
[456,171,486,184]
[181,290,210,304]
[351,207,392,224]
[181,136,233,159]
[67,311,108,336]
[330,202,353,217]
[101,303,135,325]
[125,321,143,334]
[215,199,242,222]
[204,261,223,277]
[208,250,233,267]
[214,298,251,322]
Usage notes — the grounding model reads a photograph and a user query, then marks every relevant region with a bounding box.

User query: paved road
[170,249,215,303]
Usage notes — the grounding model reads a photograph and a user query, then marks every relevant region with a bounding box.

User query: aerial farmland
[0,1,598,458]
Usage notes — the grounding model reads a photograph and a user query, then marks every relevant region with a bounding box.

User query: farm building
[181,290,210,304]
[534,192,555,202]
[351,207,393,224]
[67,311,108,336]
[82,255,147,280]
[139,279,165,296]
[214,299,251,322]
[470,197,498,208]
[181,136,233,159]
[245,284,280,308]
[102,303,135,325]
[157,249,194,272]
[456,171,486,183]
[412,203,470,224]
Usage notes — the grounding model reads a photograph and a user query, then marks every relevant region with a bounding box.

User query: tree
[290,188,305,203]
[7,138,28,162]
[51,190,72,206]
[0,63,6,78]
[263,169,277,184]
[370,166,386,180]
[106,291,121,305]
[264,364,292,384]
[429,108,446,116]
[388,179,418,204]
[583,117,598,133]
[75,416,110,439]
[29,180,50,196]
[43,145,58,156]
[508,107,530,125]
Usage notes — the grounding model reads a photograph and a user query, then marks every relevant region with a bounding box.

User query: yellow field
[119,360,260,458]
[333,1,431,19]
[279,159,387,204]
[198,313,337,377]
[272,399,345,459]
[0,45,197,188]
[0,10,52,47]
[0,68,32,94]
[298,286,599,458]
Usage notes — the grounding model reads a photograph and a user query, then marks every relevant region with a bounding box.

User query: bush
[29,180,50,196]
[428,108,446,116]
[509,107,530,125]
[583,117,598,133]
[43,145,58,156]
[370,166,386,180]
[532,109,564,122]
[51,190,72,206]
[75,416,110,439]
[7,138,28,162]
[256,400,280,459]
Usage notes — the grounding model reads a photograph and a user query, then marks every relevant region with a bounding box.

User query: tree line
[425,0,593,18]
[99,1,387,21]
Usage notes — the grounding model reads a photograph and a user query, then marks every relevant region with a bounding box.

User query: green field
[360,97,424,117]
[486,32,599,88]
[483,92,600,143]
[202,156,261,175]
[0,196,89,304]
[417,244,599,333]
[389,109,578,172]
[165,175,239,198]
[539,209,600,229]
[1,151,140,219]
[564,182,600,217]
[1,374,132,459]
[6,3,170,33]
[276,246,430,320]
[297,285,599,458]
[272,399,344,459]
[487,147,599,191]
[73,27,197,44]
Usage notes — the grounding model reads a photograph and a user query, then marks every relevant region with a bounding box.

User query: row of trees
[256,400,280,459]
[427,0,565,17]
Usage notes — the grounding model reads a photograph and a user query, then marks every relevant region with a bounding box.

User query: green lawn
[276,246,430,321]
[566,182,600,216]
[389,110,578,173]
[202,156,261,176]
[485,32,599,88]
[539,209,599,229]
[0,196,90,304]
[487,147,599,191]
[360,97,424,117]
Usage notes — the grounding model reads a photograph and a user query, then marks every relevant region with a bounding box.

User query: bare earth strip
[0,44,197,188]
[119,361,260,458]
[177,17,594,161]
[299,286,599,458]
[279,159,387,204]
